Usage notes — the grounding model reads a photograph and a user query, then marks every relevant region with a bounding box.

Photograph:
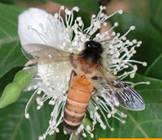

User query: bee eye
[92,76,102,80]
[92,76,98,80]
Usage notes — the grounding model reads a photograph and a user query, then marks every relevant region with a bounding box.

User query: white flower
[18,6,147,140]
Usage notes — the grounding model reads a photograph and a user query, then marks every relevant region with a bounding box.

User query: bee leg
[68,70,77,87]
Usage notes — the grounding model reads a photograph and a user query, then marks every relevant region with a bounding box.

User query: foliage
[0,0,162,139]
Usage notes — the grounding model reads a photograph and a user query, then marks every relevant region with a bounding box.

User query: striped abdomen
[64,74,93,133]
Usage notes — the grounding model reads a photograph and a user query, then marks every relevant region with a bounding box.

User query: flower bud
[0,83,21,108]
[13,70,32,90]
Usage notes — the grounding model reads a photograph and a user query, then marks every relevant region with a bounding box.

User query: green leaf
[0,3,26,78]
[0,40,26,78]
[0,0,14,4]
[145,54,162,80]
[149,0,162,32]
[143,0,162,79]
[0,0,47,5]
[0,93,56,140]
[131,74,162,103]
[95,103,162,138]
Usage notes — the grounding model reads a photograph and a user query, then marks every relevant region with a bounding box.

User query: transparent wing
[92,66,145,111]
[22,43,71,59]
[112,81,145,111]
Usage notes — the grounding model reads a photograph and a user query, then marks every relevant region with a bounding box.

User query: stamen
[131,81,150,87]
[120,26,136,40]
[106,10,123,19]
[25,89,38,119]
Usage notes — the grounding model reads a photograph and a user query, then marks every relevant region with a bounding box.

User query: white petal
[18,8,70,54]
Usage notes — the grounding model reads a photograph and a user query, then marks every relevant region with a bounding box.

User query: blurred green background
[0,0,162,140]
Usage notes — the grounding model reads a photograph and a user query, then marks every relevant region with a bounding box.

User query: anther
[25,113,30,119]
[142,62,147,66]
[114,22,119,27]
[118,10,123,14]
[60,6,64,10]
[130,26,136,30]
[72,6,79,12]
[110,128,114,131]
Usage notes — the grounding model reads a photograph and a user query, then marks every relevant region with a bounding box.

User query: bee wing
[92,66,145,111]
[112,81,145,111]
[22,43,71,59]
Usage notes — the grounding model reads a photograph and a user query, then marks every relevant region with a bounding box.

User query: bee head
[84,40,103,54]
[79,40,103,65]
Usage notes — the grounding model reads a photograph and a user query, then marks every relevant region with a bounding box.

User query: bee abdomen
[64,75,93,133]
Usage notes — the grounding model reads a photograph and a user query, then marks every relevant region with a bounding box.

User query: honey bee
[24,40,145,134]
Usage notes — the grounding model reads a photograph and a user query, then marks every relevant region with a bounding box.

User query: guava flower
[18,6,147,140]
